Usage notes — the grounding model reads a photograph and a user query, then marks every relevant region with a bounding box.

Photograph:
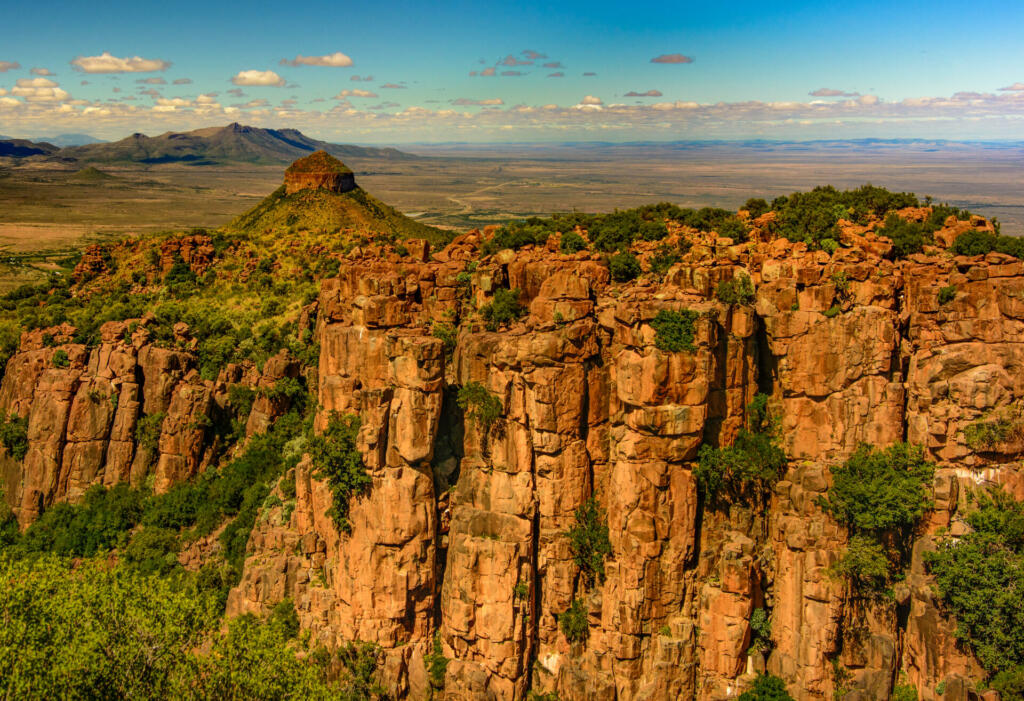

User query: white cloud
[240,98,269,108]
[71,52,170,73]
[12,78,69,102]
[334,89,378,98]
[381,83,405,89]
[231,70,286,87]
[350,75,374,82]
[16,77,58,88]
[280,52,353,68]
[30,67,53,76]
[452,97,504,106]
[624,89,662,97]
[810,88,859,98]
[500,54,533,67]
[173,78,192,85]
[547,72,564,78]
[0,61,21,72]
[136,77,166,85]
[999,82,1024,91]
[580,95,602,105]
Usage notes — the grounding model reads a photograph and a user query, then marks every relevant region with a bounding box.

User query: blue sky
[1,0,1023,142]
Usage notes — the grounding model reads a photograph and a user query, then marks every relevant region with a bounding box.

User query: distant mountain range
[0,123,416,165]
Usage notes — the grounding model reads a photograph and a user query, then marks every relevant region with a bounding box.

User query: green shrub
[950,230,1024,259]
[964,414,1018,452]
[938,284,957,305]
[771,185,918,245]
[559,232,588,253]
[559,597,589,643]
[608,252,642,282]
[891,681,918,701]
[121,527,181,576]
[716,215,749,242]
[0,411,29,460]
[18,483,145,558]
[823,305,841,319]
[651,309,698,352]
[738,673,794,701]
[716,276,755,305]
[268,598,300,639]
[479,288,525,331]
[424,631,448,690]
[876,214,930,258]
[457,382,503,431]
[431,321,457,359]
[52,349,69,367]
[567,498,612,586]
[750,607,772,652]
[743,198,770,218]
[163,252,198,293]
[820,238,839,254]
[695,394,786,502]
[308,412,370,532]
[925,489,1024,677]
[830,535,891,591]
[647,241,689,276]
[822,443,934,538]
[134,412,166,453]
[992,667,1024,699]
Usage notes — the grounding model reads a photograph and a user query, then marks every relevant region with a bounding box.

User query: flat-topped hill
[283,151,356,194]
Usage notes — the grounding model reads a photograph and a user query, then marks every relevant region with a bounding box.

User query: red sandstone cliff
[1,213,1018,700]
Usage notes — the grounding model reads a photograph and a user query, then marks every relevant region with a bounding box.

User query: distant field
[1,142,1022,290]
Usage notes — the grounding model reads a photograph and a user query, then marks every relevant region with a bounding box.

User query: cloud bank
[71,52,170,73]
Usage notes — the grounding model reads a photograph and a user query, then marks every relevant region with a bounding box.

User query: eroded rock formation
[2,214,1020,700]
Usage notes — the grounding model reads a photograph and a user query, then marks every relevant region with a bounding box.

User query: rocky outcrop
[4,217,1021,699]
[284,150,357,195]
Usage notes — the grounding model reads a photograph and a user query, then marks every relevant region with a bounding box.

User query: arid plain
[1,140,1022,289]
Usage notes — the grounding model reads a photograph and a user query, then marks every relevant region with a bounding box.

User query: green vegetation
[9,405,310,584]
[743,198,770,218]
[749,607,772,652]
[938,284,957,305]
[738,673,795,701]
[134,411,166,453]
[0,554,380,700]
[770,184,920,245]
[950,229,1024,259]
[822,443,933,590]
[457,382,503,431]
[479,288,525,330]
[559,597,589,644]
[52,348,69,367]
[566,497,612,586]
[964,409,1021,452]
[715,276,756,305]
[823,305,841,319]
[308,412,370,532]
[0,411,29,460]
[651,309,698,352]
[647,240,689,276]
[695,394,786,503]
[822,443,934,536]
[431,320,458,359]
[925,489,1024,678]
[876,213,930,258]
[424,632,449,692]
[891,680,918,701]
[559,231,588,253]
[608,252,641,282]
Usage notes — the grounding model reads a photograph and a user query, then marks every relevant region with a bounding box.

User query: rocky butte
[0,154,1021,700]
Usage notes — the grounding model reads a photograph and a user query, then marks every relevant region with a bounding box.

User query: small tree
[651,309,699,352]
[457,382,503,431]
[608,252,641,282]
[567,498,612,585]
[559,597,589,643]
[479,288,525,331]
[308,412,370,532]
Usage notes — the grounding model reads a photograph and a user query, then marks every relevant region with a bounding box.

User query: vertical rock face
[5,225,1024,699]
[283,150,357,195]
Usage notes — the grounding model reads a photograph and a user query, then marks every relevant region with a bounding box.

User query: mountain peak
[284,150,356,194]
